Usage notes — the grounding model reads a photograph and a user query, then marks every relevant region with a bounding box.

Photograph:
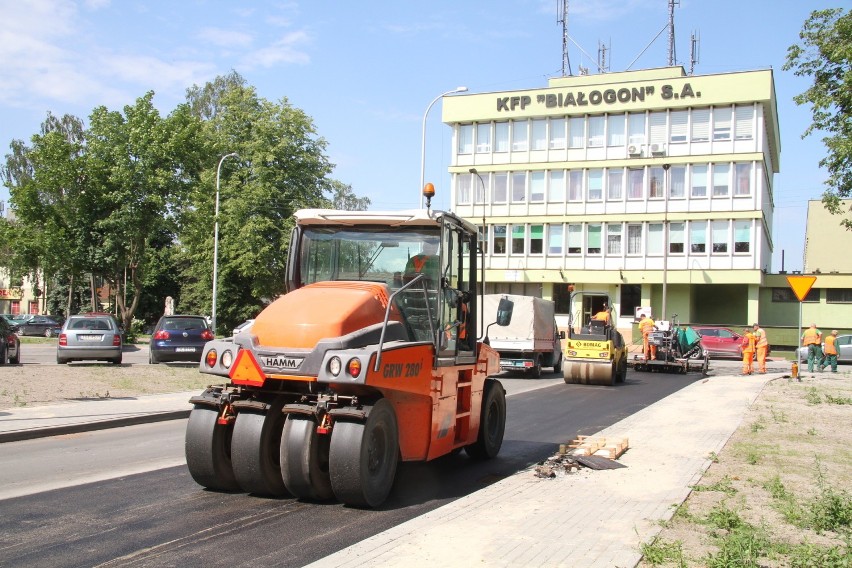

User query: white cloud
[196,27,254,49]
[241,31,311,69]
[84,0,111,9]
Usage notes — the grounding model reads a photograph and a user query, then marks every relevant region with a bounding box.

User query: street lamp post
[212,152,239,334]
[420,86,468,208]
[469,168,487,338]
[662,163,671,323]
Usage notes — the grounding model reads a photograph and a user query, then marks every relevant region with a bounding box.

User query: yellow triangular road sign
[786,275,817,302]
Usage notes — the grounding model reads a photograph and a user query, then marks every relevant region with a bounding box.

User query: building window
[567,225,582,254]
[10,300,21,316]
[457,174,472,205]
[473,172,488,204]
[550,118,567,149]
[512,120,528,152]
[530,225,544,254]
[512,172,526,202]
[647,223,663,255]
[712,220,729,253]
[670,110,688,143]
[691,165,708,198]
[531,119,547,151]
[608,114,625,146]
[493,225,507,254]
[494,122,509,153]
[649,166,664,199]
[568,170,583,201]
[690,221,707,253]
[549,170,565,202]
[628,168,644,200]
[669,222,685,254]
[772,288,819,302]
[588,116,605,147]
[734,220,751,253]
[608,168,623,200]
[587,169,603,201]
[827,289,852,303]
[627,224,642,255]
[735,105,753,140]
[548,224,563,255]
[713,107,732,141]
[493,173,508,203]
[670,165,686,198]
[569,117,585,148]
[458,124,473,154]
[713,164,730,197]
[587,224,602,255]
[530,171,545,202]
[691,109,710,142]
[511,225,525,254]
[620,284,642,318]
[476,123,491,154]
[735,163,751,196]
[649,111,667,146]
[606,223,622,255]
[627,112,645,145]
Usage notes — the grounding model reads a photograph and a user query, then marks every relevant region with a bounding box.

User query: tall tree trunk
[90,273,97,311]
[66,273,74,317]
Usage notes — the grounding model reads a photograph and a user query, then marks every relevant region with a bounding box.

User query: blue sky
[0,0,834,272]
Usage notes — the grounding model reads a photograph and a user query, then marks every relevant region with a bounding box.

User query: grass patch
[764,460,852,533]
[640,538,686,566]
[805,387,822,405]
[789,538,852,568]
[823,393,852,405]
[750,416,767,433]
[693,475,737,495]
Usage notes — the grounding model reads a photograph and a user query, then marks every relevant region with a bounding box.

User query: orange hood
[252,281,399,348]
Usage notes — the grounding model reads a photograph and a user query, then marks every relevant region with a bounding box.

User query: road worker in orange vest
[638,314,657,360]
[404,239,440,287]
[752,323,769,374]
[801,323,823,373]
[592,303,611,326]
[820,330,839,373]
[741,328,756,375]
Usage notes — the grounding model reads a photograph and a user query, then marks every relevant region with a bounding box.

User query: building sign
[0,288,23,299]
[496,82,702,112]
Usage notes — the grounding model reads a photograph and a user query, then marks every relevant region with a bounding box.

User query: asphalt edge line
[0,410,191,444]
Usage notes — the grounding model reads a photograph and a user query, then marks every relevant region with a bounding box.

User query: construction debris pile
[534,435,630,478]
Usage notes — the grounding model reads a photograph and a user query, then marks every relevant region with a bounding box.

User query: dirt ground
[0,362,212,410]
[638,371,852,566]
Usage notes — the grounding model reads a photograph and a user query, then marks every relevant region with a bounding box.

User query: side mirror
[559,330,566,339]
[496,297,514,326]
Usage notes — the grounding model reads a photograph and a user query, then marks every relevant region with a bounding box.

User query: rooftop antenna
[667,0,679,66]
[557,0,572,76]
[689,30,700,75]
[597,40,611,74]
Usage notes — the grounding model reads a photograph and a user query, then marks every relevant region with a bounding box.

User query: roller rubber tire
[616,357,627,383]
[465,379,507,460]
[329,399,399,508]
[185,405,240,491]
[280,416,333,501]
[230,398,288,496]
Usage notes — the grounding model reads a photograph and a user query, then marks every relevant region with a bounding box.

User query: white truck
[483,294,563,377]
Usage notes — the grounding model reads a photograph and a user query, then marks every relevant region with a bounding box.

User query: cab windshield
[298,226,440,289]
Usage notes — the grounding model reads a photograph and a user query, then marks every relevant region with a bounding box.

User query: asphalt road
[0,369,703,568]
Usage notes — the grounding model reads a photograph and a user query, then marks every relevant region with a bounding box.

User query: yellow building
[804,198,852,273]
[443,66,780,336]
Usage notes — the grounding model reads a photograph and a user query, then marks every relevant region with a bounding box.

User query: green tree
[85,92,205,329]
[784,8,852,228]
[329,179,371,211]
[179,74,337,333]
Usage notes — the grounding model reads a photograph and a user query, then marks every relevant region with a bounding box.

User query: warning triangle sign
[786,275,817,302]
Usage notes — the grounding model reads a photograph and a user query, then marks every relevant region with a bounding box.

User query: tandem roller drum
[563,360,615,386]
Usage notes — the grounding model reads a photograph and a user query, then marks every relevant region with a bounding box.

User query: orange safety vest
[411,256,428,273]
[638,318,655,336]
[824,335,837,355]
[802,328,821,346]
[593,311,610,323]
[754,328,768,348]
[742,332,755,354]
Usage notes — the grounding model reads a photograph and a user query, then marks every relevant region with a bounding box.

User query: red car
[692,326,770,359]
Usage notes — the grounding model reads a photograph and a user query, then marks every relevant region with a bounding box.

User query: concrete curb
[0,410,191,444]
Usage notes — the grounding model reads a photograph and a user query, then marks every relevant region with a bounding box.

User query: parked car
[57,314,123,364]
[0,317,21,364]
[797,334,852,363]
[149,315,214,364]
[691,326,771,359]
[14,315,62,337]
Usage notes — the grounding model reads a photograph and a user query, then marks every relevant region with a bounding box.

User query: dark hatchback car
[14,315,63,337]
[149,315,214,364]
[0,317,21,364]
